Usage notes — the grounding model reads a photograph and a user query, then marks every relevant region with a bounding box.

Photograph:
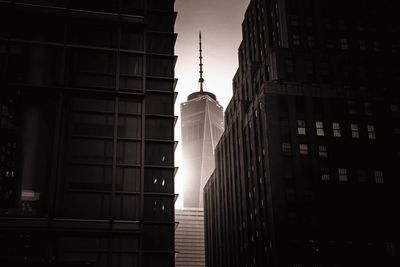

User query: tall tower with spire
[180,32,224,208]
[175,31,224,267]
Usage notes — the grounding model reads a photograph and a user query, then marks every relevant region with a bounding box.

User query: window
[146,56,174,78]
[340,38,348,50]
[392,44,399,54]
[305,61,314,74]
[145,142,174,166]
[338,168,348,182]
[318,145,328,158]
[390,104,399,112]
[286,60,294,73]
[326,40,334,49]
[364,102,373,115]
[357,170,367,183]
[348,100,357,115]
[282,143,292,155]
[332,122,341,137]
[351,124,359,138]
[307,36,315,47]
[373,41,381,52]
[356,21,364,32]
[291,15,299,26]
[297,120,306,135]
[374,170,384,184]
[321,168,330,181]
[316,121,324,136]
[305,17,313,27]
[367,125,376,139]
[293,34,300,46]
[359,40,366,51]
[145,117,174,140]
[299,144,308,155]
[338,20,346,30]
[320,62,330,76]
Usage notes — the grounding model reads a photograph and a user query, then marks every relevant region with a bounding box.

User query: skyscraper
[204,0,400,266]
[180,33,224,208]
[0,1,177,266]
[175,33,224,267]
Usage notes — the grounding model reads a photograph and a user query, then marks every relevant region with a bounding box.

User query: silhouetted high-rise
[0,1,177,266]
[204,0,400,266]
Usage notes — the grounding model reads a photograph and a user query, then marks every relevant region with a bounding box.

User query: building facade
[175,208,205,267]
[0,1,177,266]
[204,0,400,267]
[181,91,223,208]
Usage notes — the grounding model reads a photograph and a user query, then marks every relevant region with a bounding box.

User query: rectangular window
[351,124,360,138]
[68,49,116,89]
[348,100,357,115]
[321,168,330,181]
[146,56,174,78]
[333,122,341,137]
[359,40,366,51]
[305,17,313,27]
[374,170,384,184]
[299,144,308,155]
[286,60,294,73]
[292,34,300,46]
[390,104,399,112]
[282,143,292,155]
[373,41,381,52]
[338,168,348,182]
[145,142,174,166]
[357,170,367,183]
[305,61,314,74]
[307,36,315,47]
[297,120,306,135]
[338,20,346,30]
[290,15,299,26]
[316,121,324,136]
[367,125,376,139]
[318,145,328,158]
[340,38,348,50]
[326,40,334,49]
[364,102,373,115]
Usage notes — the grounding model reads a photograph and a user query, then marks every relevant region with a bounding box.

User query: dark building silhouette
[181,33,224,208]
[204,0,400,267]
[0,1,177,266]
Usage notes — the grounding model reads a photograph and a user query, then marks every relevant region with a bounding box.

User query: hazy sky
[174,0,250,207]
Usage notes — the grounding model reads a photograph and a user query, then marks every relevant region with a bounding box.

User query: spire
[198,31,204,92]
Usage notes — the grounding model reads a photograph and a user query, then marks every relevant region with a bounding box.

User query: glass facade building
[0,1,177,266]
[181,92,223,208]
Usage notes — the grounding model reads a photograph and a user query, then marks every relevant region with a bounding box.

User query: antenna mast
[198,31,204,92]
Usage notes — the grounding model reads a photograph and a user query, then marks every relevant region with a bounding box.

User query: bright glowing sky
[174,0,250,208]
